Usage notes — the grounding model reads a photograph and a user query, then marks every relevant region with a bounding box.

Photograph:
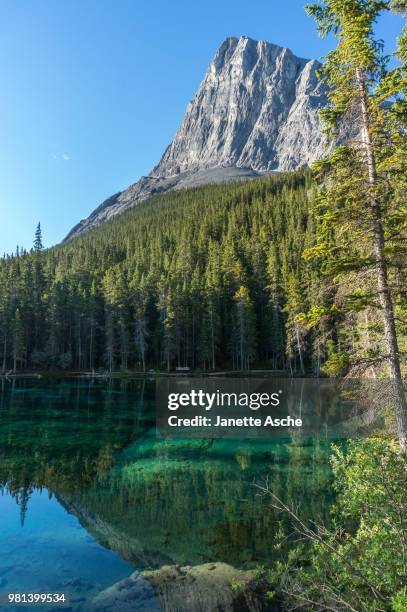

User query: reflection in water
[63,434,334,569]
[0,488,133,609]
[0,378,339,610]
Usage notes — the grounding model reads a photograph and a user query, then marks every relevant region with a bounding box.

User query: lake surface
[0,378,337,611]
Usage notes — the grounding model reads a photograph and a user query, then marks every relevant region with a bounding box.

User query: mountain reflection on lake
[0,378,337,611]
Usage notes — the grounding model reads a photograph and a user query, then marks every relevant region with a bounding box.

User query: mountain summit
[154,36,327,175]
[66,36,328,240]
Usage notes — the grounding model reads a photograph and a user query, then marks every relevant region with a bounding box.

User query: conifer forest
[0,169,405,378]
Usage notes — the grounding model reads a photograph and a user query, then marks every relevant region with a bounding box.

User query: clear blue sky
[0,0,403,254]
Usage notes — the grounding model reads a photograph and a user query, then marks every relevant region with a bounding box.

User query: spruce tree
[305,0,407,447]
[33,223,43,252]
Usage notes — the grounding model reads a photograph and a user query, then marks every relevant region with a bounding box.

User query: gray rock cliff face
[65,36,329,241]
[154,36,327,175]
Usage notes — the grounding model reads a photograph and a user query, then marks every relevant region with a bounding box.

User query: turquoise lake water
[0,378,337,611]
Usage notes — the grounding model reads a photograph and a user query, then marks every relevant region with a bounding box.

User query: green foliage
[269,438,407,610]
[230,578,244,593]
[392,589,407,612]
[0,171,327,373]
[303,0,407,384]
[321,342,351,376]
[1,164,402,376]
[33,222,43,252]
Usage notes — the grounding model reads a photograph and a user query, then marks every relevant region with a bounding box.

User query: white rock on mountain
[65,36,329,241]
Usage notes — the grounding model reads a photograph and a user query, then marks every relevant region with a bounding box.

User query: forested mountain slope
[0,171,402,374]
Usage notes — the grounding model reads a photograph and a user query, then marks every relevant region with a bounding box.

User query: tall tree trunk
[210,308,215,370]
[295,324,305,375]
[89,317,94,371]
[105,306,114,373]
[356,68,407,449]
[2,334,7,373]
[77,319,82,369]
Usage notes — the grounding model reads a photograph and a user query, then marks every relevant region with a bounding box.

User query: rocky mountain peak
[65,36,329,241]
[153,35,326,178]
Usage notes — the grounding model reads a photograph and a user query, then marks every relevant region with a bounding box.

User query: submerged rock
[91,572,161,611]
[92,562,271,612]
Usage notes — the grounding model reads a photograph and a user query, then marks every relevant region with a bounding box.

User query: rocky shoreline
[91,562,274,612]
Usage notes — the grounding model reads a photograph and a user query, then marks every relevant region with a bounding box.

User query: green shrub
[270,439,407,611]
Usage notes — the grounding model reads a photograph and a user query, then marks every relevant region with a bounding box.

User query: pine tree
[3,169,401,383]
[305,0,407,447]
[131,275,149,372]
[12,308,24,372]
[33,223,43,252]
[233,285,257,370]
